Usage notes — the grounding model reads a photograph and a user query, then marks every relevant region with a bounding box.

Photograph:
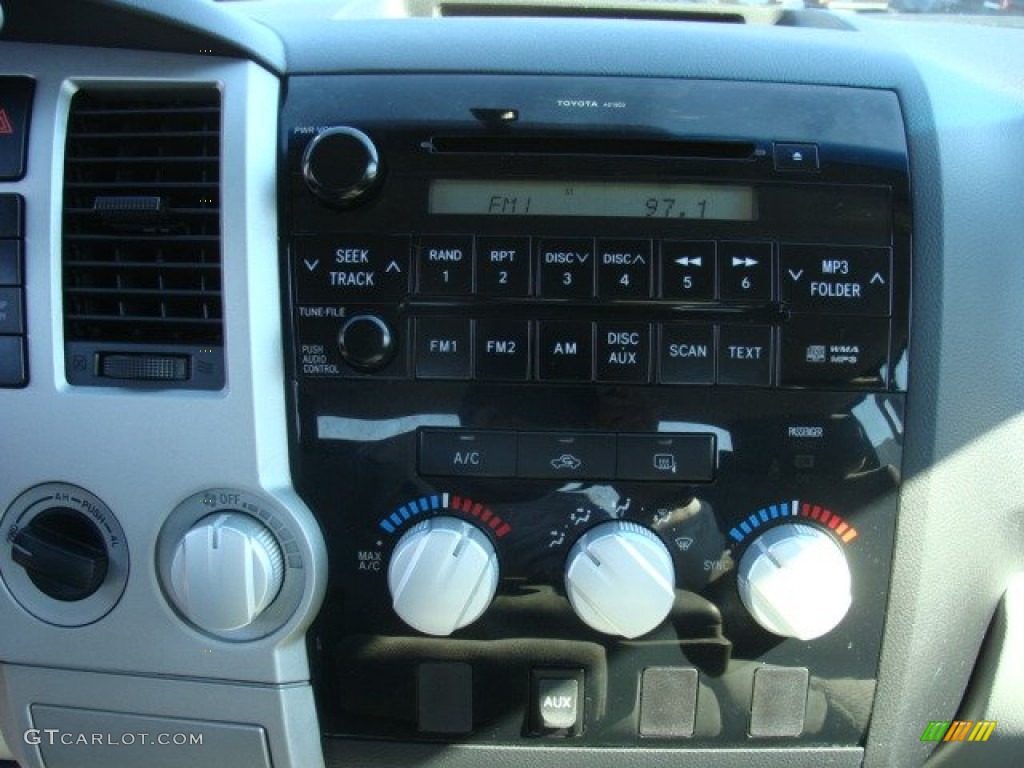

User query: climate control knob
[564,521,676,639]
[388,516,499,636]
[169,512,284,632]
[737,522,852,641]
[301,126,381,207]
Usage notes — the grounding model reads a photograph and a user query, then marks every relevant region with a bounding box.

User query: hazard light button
[0,78,34,181]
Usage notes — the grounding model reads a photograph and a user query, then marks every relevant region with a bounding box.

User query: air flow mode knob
[169,512,284,632]
[301,126,382,207]
[388,516,499,636]
[737,522,852,641]
[564,521,676,639]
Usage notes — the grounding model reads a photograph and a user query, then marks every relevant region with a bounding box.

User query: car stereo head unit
[281,74,910,753]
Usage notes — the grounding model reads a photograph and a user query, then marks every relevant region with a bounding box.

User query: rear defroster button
[338,314,395,371]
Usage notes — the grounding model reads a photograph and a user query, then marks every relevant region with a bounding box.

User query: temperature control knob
[564,521,676,639]
[169,512,284,632]
[301,126,381,207]
[738,523,852,641]
[388,516,499,636]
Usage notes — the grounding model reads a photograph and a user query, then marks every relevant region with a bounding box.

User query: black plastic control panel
[281,75,910,751]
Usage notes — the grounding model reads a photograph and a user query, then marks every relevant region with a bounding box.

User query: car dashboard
[0,1,1022,767]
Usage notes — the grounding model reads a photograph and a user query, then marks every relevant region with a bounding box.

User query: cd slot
[428,135,757,159]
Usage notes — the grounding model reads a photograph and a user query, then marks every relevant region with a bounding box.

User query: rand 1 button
[475,319,530,380]
[659,241,715,301]
[719,242,773,302]
[418,429,517,477]
[718,324,773,386]
[536,238,595,298]
[537,321,593,382]
[415,318,472,379]
[517,432,616,480]
[476,236,531,297]
[595,323,650,383]
[659,324,715,385]
[780,244,892,316]
[616,434,716,482]
[779,317,890,389]
[293,234,411,302]
[596,239,652,298]
[417,235,473,295]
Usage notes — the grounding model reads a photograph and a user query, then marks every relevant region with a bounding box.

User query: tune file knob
[563,520,676,639]
[169,512,284,632]
[737,522,852,640]
[301,126,381,206]
[387,516,499,636]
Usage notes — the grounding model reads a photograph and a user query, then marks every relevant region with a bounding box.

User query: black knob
[11,509,109,601]
[302,126,381,207]
[338,314,395,371]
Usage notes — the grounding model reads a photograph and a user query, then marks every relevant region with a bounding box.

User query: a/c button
[418,429,517,478]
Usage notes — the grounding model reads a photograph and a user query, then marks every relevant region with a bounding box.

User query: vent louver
[62,87,224,389]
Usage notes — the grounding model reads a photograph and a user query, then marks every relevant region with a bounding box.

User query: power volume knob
[387,516,499,636]
[169,512,284,632]
[564,521,676,639]
[737,522,852,641]
[301,126,381,207]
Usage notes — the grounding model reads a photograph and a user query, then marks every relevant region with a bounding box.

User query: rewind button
[660,240,715,301]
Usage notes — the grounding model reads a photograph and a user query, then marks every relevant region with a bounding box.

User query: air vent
[62,87,224,389]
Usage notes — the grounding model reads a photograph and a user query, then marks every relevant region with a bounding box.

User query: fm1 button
[718,325,773,387]
[416,318,471,379]
[531,670,583,736]
[418,429,517,478]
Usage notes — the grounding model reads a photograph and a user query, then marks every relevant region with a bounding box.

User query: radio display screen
[429,179,757,220]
